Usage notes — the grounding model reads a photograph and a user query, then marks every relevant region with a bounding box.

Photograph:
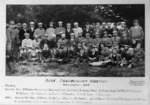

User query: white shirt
[22,38,33,48]
[73,27,83,38]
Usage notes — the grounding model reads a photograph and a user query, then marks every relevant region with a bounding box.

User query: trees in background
[6,5,144,28]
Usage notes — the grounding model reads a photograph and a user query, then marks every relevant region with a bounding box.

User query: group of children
[19,29,144,68]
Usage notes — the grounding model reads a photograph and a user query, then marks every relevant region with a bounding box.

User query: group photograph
[6,5,145,77]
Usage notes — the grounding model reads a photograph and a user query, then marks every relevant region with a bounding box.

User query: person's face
[58,23,62,27]
[113,49,117,54]
[78,33,82,37]
[86,25,90,29]
[104,32,107,37]
[136,44,141,49]
[95,34,99,38]
[92,48,95,53]
[101,44,104,48]
[50,23,53,27]
[134,22,138,26]
[25,34,29,39]
[44,44,48,49]
[34,35,38,39]
[39,25,42,28]
[107,23,111,28]
[121,23,125,27]
[59,49,63,53]
[74,24,78,28]
[78,44,82,48]
[23,25,27,29]
[113,32,117,37]
[80,50,84,54]
[44,36,48,40]
[102,23,106,27]
[86,34,90,38]
[61,34,66,38]
[129,50,134,54]
[67,24,71,29]
[17,24,22,29]
[113,24,117,28]
[30,24,34,27]
[123,34,127,39]
[71,35,74,39]
[120,47,125,51]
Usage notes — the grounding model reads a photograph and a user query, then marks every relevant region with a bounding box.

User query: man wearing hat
[111,30,120,46]
[20,33,33,59]
[83,22,93,38]
[118,21,129,37]
[39,34,51,50]
[28,22,36,40]
[57,34,68,50]
[129,19,144,47]
[74,32,85,45]
[55,21,66,40]
[6,20,18,56]
[65,23,74,40]
[73,22,83,38]
[92,32,101,48]
[19,23,29,42]
[119,32,132,48]
[46,22,55,41]
[34,22,45,39]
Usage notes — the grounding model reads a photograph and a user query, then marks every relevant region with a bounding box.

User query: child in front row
[88,47,99,62]
[77,49,87,63]
[55,47,68,64]
[41,43,52,63]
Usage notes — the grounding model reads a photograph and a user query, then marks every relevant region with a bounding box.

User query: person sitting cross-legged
[88,47,99,62]
[19,33,33,61]
[55,46,68,64]
[107,48,122,66]
[77,49,87,63]
[41,43,52,63]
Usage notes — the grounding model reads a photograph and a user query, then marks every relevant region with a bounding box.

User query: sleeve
[21,40,25,48]
[33,29,37,37]
[46,29,48,35]
[6,28,12,44]
[129,27,132,38]
[141,27,144,39]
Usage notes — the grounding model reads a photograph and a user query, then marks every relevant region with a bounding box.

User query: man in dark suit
[28,22,36,40]
[83,23,93,38]
[65,23,73,39]
[19,23,29,42]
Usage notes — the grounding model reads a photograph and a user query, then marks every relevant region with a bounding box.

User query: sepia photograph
[6,4,145,77]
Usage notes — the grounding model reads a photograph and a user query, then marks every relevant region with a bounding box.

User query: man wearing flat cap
[46,21,55,41]
[6,21,18,55]
[54,21,66,41]
[130,19,144,47]
[19,23,30,42]
[83,22,93,38]
[118,21,129,37]
[73,22,83,38]
[34,22,45,39]
[28,21,36,40]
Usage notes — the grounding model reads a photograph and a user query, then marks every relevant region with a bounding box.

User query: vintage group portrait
[6,4,145,77]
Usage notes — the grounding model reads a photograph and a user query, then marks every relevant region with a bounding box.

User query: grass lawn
[6,61,145,77]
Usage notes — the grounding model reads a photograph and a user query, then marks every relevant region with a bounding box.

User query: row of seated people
[19,30,144,68]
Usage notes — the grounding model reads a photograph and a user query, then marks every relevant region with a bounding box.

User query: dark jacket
[19,29,30,41]
[119,38,132,47]
[40,39,51,49]
[65,28,74,39]
[28,27,36,40]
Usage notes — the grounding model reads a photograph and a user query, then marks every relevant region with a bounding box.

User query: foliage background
[6,5,145,29]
